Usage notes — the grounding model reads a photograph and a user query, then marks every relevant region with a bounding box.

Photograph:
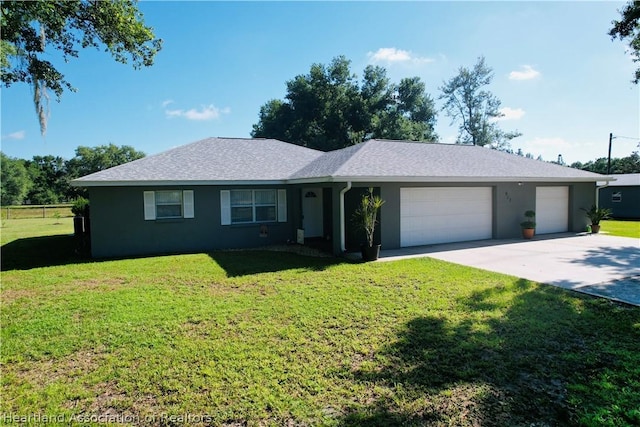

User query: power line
[613,135,640,141]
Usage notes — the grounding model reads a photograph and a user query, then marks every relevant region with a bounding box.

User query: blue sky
[2,1,638,165]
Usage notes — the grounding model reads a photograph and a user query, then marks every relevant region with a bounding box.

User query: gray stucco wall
[91,181,596,258]
[89,186,299,258]
[599,186,640,219]
[571,182,597,231]
[330,181,596,254]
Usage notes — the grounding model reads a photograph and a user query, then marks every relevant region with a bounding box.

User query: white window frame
[144,190,194,220]
[221,189,286,225]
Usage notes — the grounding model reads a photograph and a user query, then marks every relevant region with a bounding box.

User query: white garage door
[400,187,493,247]
[536,186,569,234]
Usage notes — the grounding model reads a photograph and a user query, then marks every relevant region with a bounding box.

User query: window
[144,190,194,220]
[612,191,622,203]
[221,189,286,225]
[230,189,276,223]
[156,190,182,219]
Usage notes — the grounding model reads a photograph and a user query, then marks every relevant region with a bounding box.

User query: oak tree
[1,0,162,135]
[0,153,31,206]
[252,56,438,151]
[609,1,640,83]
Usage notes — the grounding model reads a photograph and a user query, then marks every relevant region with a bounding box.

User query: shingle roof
[72,137,323,185]
[72,137,608,186]
[605,173,640,187]
[291,139,606,182]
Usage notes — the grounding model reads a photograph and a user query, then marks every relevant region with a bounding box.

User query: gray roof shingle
[73,137,323,184]
[73,137,608,186]
[291,139,606,182]
[605,173,640,186]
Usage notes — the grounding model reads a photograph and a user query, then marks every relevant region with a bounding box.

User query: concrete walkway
[379,233,640,306]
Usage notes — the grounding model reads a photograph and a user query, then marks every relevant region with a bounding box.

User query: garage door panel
[536,187,569,234]
[400,187,492,247]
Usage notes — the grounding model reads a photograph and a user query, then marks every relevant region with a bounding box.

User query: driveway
[379,233,640,306]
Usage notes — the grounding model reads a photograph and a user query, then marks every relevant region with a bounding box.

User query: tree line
[1,144,145,206]
[570,152,640,174]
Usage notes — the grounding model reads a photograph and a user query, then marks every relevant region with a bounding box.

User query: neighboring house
[72,137,609,258]
[599,173,640,219]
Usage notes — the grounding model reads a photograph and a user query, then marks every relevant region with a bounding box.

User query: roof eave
[289,175,609,184]
[70,179,289,187]
[72,175,612,187]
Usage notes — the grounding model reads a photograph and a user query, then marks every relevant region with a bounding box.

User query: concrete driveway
[379,233,640,306]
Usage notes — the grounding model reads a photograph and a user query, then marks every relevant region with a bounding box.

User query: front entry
[302,188,323,238]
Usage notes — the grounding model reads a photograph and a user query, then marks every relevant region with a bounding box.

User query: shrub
[71,197,90,217]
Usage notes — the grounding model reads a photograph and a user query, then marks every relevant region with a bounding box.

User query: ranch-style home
[72,137,609,258]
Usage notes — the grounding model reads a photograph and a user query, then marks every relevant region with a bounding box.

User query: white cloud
[1,130,26,140]
[165,104,230,121]
[508,65,541,81]
[496,107,525,121]
[161,99,174,108]
[368,47,433,64]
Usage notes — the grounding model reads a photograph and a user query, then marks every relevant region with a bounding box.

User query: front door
[302,188,323,238]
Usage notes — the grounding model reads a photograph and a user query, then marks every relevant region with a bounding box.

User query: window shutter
[183,190,194,218]
[277,189,287,222]
[143,191,156,220]
[220,190,231,225]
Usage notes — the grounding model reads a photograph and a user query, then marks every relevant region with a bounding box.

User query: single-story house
[72,137,610,258]
[598,173,640,219]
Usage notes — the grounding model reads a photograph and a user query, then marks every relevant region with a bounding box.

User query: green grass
[600,219,640,239]
[2,219,639,426]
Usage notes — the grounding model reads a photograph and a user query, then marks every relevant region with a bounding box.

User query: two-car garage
[398,186,570,247]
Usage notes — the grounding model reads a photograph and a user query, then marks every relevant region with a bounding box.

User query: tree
[0,153,31,205]
[252,56,438,151]
[373,77,439,142]
[66,143,145,178]
[65,143,145,198]
[1,0,162,135]
[570,152,640,174]
[439,56,521,149]
[609,1,640,84]
[25,155,68,204]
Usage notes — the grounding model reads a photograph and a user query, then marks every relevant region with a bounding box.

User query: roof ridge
[331,141,375,175]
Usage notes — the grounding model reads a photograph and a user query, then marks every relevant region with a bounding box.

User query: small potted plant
[520,210,536,239]
[581,205,611,234]
[352,187,385,261]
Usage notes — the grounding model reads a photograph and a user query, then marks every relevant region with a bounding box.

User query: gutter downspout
[339,181,352,252]
[596,182,610,207]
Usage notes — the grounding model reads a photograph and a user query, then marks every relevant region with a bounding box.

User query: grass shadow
[339,279,640,426]
[1,233,352,275]
[1,234,88,271]
[207,250,350,277]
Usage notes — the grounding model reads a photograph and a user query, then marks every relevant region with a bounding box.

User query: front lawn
[1,219,639,426]
[600,219,640,239]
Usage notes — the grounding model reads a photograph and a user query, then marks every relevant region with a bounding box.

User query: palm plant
[581,205,612,226]
[352,187,385,248]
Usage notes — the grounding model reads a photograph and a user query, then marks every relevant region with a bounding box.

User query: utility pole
[607,132,613,175]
